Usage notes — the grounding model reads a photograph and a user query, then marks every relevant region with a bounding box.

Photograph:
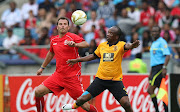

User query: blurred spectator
[140,0,155,26]
[1,1,22,28]
[25,10,37,29]
[49,27,58,37]
[84,25,96,44]
[117,8,138,42]
[36,8,47,23]
[163,30,179,58]
[66,3,77,20]
[73,26,83,38]
[160,24,176,42]
[142,30,152,52]
[150,0,161,10]
[37,27,49,45]
[39,0,55,12]
[94,19,108,39]
[2,28,19,54]
[24,28,33,39]
[155,1,166,24]
[163,0,180,8]
[91,0,99,11]
[82,0,91,12]
[159,8,179,29]
[38,38,51,59]
[58,8,67,18]
[115,0,128,16]
[21,0,38,20]
[48,7,58,25]
[127,1,140,23]
[130,32,142,57]
[95,29,106,46]
[36,12,53,34]
[174,34,180,59]
[88,39,97,54]
[171,3,180,26]
[128,53,147,73]
[65,0,82,13]
[97,0,115,20]
[18,29,38,59]
[81,10,100,34]
[53,0,65,10]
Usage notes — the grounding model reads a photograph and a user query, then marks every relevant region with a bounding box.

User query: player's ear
[56,26,58,30]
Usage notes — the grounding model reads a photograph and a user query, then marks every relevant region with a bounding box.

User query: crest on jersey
[114,46,118,51]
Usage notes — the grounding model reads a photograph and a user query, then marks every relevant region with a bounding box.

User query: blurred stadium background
[0,0,179,112]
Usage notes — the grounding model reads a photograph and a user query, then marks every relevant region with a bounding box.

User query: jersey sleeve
[161,40,170,55]
[49,41,54,53]
[94,44,101,58]
[73,34,85,43]
[120,41,126,54]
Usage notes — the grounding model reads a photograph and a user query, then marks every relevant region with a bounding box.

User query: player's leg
[148,65,163,112]
[35,84,52,112]
[62,77,105,111]
[35,74,64,112]
[108,80,133,112]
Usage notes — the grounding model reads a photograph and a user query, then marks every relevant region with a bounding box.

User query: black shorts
[86,77,128,101]
[149,64,163,87]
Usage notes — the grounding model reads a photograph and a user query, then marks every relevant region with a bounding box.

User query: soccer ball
[71,10,87,25]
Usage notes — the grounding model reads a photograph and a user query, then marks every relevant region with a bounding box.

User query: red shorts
[42,72,84,100]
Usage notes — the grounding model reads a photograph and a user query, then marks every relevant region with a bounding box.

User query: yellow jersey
[94,41,126,81]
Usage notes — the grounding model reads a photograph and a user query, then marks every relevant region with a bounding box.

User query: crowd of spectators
[0,0,179,61]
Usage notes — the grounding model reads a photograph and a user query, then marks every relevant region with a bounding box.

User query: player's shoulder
[66,32,80,38]
[99,41,108,46]
[118,41,126,46]
[50,35,59,42]
[159,37,167,44]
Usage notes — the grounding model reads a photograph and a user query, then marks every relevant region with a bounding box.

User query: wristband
[163,65,167,69]
[41,66,45,69]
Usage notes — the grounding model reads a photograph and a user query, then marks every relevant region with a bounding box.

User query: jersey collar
[107,40,119,46]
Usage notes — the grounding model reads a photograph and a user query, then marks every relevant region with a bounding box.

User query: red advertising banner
[9,75,90,112]
[8,75,168,112]
[95,75,168,112]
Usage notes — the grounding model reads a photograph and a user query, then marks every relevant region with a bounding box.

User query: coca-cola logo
[16,78,77,112]
[100,78,166,112]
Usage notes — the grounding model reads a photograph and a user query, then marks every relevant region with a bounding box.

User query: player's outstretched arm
[124,40,140,50]
[66,41,89,48]
[67,54,97,67]
[37,51,55,75]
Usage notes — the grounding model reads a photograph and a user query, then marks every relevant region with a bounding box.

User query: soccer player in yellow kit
[62,26,140,112]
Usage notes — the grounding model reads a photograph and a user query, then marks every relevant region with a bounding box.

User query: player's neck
[58,32,68,38]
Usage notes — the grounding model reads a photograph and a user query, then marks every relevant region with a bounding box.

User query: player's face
[151,27,160,40]
[107,27,118,43]
[57,19,70,34]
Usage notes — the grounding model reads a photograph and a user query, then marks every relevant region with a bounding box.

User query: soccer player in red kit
[35,17,97,112]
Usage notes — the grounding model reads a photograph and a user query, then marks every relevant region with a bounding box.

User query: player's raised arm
[124,40,140,50]
[67,54,97,67]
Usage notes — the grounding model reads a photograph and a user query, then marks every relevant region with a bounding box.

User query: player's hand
[66,59,78,67]
[66,41,76,47]
[37,68,44,75]
[132,40,140,48]
[162,68,167,78]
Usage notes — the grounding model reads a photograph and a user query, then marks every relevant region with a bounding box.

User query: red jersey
[140,7,155,26]
[155,10,165,24]
[50,32,85,77]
